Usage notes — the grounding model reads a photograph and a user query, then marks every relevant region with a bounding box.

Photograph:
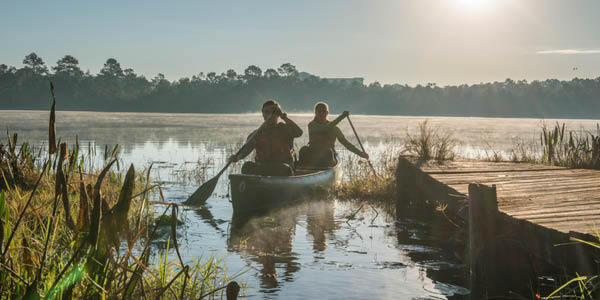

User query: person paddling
[229,100,303,176]
[299,102,368,167]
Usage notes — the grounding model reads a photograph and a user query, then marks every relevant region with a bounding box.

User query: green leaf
[545,276,587,299]
[0,191,5,252]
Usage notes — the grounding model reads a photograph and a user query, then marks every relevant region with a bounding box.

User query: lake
[2,110,599,299]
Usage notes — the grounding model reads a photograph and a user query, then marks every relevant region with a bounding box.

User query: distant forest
[1,52,599,118]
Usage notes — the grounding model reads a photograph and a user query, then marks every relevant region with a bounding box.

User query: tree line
[1,52,599,118]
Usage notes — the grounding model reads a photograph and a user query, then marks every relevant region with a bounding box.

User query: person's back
[308,119,337,151]
[300,102,368,168]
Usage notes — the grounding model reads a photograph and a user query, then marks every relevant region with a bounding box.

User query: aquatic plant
[332,145,400,214]
[509,136,538,163]
[478,133,506,162]
[403,120,458,163]
[171,155,215,185]
[540,122,600,169]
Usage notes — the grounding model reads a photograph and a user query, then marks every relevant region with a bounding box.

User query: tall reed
[404,120,458,163]
[540,122,600,169]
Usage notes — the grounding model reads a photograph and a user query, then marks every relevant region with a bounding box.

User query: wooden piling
[467,183,497,269]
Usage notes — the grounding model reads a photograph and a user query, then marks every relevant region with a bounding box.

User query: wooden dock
[395,157,600,295]
[420,160,600,235]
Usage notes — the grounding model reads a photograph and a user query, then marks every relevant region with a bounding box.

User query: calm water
[2,110,599,299]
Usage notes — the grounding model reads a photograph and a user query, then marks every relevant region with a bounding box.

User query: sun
[455,0,492,11]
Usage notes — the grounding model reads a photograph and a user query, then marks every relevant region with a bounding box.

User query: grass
[330,143,401,215]
[171,155,214,185]
[508,136,538,163]
[403,120,458,163]
[0,135,238,299]
[539,122,600,169]
[541,232,600,299]
[0,83,237,299]
[479,122,600,169]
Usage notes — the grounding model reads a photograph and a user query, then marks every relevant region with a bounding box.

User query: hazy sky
[1,0,599,86]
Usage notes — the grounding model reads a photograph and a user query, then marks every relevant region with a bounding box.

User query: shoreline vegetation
[2,52,600,118]
[0,88,237,299]
[334,120,600,201]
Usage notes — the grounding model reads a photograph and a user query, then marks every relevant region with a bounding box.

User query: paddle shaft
[346,115,378,177]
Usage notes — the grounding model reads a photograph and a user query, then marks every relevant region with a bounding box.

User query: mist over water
[4,110,599,158]
[2,110,598,299]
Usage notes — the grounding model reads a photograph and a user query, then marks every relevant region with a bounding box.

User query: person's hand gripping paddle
[184,111,278,206]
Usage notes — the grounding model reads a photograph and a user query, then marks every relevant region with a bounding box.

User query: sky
[1,0,599,86]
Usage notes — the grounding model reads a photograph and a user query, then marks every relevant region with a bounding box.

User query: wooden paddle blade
[184,175,219,206]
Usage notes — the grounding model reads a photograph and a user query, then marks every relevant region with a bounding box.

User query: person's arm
[229,130,257,162]
[280,113,303,138]
[335,127,368,158]
[309,111,349,133]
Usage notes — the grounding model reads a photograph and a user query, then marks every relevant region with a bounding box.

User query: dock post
[468,183,497,255]
[395,157,417,214]
[468,183,539,297]
[468,183,497,283]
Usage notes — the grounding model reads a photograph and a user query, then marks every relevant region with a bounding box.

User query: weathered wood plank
[420,160,600,235]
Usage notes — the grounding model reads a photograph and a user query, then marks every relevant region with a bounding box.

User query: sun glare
[456,0,491,11]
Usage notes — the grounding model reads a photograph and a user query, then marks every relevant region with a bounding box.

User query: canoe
[228,161,342,216]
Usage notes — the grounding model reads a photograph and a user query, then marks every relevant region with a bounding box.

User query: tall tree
[244,65,262,80]
[206,72,218,84]
[264,68,279,79]
[151,73,170,89]
[277,63,298,78]
[123,68,137,80]
[100,58,124,78]
[53,55,83,77]
[23,52,48,75]
[225,69,238,81]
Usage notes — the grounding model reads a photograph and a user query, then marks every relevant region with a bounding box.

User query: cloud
[537,49,600,55]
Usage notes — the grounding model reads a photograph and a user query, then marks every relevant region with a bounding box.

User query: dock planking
[420,160,600,235]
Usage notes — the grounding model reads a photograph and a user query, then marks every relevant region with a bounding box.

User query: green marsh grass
[542,232,600,299]
[331,143,401,214]
[539,122,600,169]
[476,122,599,168]
[0,136,238,299]
[0,83,237,299]
[404,120,458,163]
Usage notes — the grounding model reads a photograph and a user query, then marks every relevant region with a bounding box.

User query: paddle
[184,112,276,206]
[346,115,378,177]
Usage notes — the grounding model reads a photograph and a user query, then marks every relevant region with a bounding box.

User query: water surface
[3,110,598,299]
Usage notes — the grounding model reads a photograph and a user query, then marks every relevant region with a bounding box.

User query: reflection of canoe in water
[229,162,342,216]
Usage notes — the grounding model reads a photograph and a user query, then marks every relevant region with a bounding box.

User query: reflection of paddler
[305,201,337,253]
[227,208,300,290]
